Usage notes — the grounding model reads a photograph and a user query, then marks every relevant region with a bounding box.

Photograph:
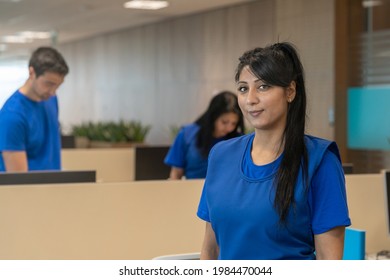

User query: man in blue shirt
[0,46,69,172]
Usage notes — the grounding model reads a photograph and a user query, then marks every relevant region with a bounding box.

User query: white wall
[0,59,28,108]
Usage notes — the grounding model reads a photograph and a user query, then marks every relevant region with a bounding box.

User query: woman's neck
[251,130,284,166]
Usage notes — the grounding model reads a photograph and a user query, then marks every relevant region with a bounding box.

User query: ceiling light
[19,31,51,39]
[123,0,169,10]
[1,35,32,43]
[1,31,51,44]
[0,0,23,3]
[362,0,382,8]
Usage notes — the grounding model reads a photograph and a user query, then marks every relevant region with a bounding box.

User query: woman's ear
[287,81,296,103]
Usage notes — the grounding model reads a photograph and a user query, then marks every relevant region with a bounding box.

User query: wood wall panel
[275,0,335,141]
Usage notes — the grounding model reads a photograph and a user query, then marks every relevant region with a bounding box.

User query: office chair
[343,227,366,260]
[152,252,200,260]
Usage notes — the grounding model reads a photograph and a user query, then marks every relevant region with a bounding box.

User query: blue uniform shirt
[0,90,61,171]
[164,123,226,179]
[197,133,351,259]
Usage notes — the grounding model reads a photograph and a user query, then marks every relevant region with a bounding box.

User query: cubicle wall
[62,148,135,182]
[61,146,171,182]
[0,180,204,260]
[0,173,388,259]
[345,173,390,254]
[134,146,170,180]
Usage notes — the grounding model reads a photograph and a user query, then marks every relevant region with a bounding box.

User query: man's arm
[2,151,28,172]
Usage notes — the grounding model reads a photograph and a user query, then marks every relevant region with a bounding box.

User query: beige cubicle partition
[1,173,388,259]
[345,173,390,254]
[61,148,135,182]
[0,179,204,260]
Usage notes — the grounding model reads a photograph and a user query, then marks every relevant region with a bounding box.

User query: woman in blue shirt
[197,43,351,259]
[164,91,245,179]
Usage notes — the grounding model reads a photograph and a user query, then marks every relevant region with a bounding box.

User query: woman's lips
[248,109,263,117]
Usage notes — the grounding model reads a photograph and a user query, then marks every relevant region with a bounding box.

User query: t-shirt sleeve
[164,128,186,168]
[0,111,26,151]
[196,146,218,222]
[197,182,210,222]
[309,149,351,234]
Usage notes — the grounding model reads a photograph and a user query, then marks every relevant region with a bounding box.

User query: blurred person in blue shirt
[0,46,69,172]
[164,91,245,179]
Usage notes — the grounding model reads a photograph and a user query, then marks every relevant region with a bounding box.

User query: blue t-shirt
[0,91,61,171]
[164,124,227,179]
[197,133,351,260]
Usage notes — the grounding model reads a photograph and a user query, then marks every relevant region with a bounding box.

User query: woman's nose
[246,87,259,105]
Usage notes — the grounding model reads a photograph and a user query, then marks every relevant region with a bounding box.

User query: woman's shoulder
[304,134,341,162]
[304,134,332,143]
[181,123,199,131]
[304,134,337,150]
[180,123,200,139]
[213,133,253,152]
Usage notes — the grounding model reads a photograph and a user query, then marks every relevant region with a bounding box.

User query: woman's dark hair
[235,42,308,224]
[195,91,245,157]
[29,46,69,77]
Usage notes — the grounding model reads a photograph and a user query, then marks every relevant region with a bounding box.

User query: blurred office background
[0,0,389,173]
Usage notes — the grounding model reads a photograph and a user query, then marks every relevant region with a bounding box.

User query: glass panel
[347,87,390,150]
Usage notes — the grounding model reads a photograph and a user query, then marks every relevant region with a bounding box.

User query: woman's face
[213,112,239,138]
[236,66,295,132]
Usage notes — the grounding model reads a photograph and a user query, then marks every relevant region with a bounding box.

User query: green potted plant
[71,120,151,148]
[71,123,91,148]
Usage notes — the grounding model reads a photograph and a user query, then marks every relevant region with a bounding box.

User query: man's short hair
[29,46,69,77]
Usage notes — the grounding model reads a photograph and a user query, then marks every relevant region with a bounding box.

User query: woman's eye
[237,86,247,93]
[258,84,270,91]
